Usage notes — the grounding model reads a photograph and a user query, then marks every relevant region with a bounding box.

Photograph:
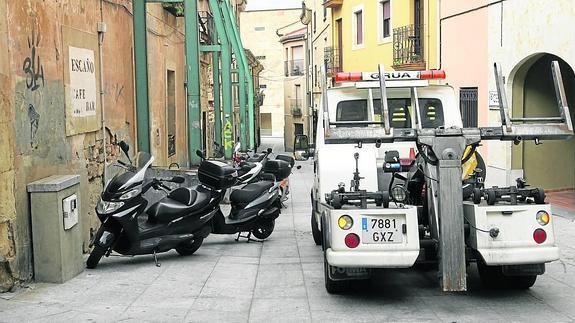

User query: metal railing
[284,60,305,76]
[290,99,303,117]
[324,46,341,77]
[392,24,424,66]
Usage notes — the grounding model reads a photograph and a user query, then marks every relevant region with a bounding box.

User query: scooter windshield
[117,152,154,191]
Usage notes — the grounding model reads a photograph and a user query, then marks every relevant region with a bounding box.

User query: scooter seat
[147,187,210,223]
[247,153,265,162]
[230,181,273,204]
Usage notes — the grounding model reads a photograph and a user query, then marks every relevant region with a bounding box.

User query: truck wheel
[311,212,322,246]
[175,237,204,256]
[472,188,482,204]
[332,195,342,209]
[477,261,537,289]
[324,253,349,294]
[486,189,497,205]
[86,245,106,269]
[534,188,546,204]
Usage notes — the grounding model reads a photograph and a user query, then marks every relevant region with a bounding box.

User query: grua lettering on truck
[293,62,573,294]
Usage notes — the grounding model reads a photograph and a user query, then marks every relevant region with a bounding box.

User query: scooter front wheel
[86,245,106,269]
[175,237,204,256]
[252,220,275,240]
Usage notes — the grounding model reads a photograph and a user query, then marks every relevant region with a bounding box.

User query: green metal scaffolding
[132,0,258,165]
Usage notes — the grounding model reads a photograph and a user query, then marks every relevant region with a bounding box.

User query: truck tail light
[345,233,360,248]
[536,211,550,226]
[338,215,353,230]
[533,229,547,244]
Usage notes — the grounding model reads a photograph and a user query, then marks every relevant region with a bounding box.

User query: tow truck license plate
[362,216,403,244]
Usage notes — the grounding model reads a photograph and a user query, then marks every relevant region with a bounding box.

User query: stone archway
[511,54,575,190]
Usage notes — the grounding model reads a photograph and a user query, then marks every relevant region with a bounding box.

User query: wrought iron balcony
[284,60,305,76]
[292,107,303,117]
[392,24,425,70]
[324,46,341,77]
[290,99,303,117]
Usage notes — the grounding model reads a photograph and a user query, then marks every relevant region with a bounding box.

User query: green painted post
[221,2,251,149]
[184,0,202,165]
[209,0,233,159]
[247,65,255,149]
[220,1,247,150]
[133,1,150,152]
[212,50,222,146]
[222,1,255,149]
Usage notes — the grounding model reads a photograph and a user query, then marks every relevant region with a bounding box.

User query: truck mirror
[294,134,310,161]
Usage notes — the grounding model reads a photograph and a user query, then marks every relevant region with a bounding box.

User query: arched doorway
[511,54,575,190]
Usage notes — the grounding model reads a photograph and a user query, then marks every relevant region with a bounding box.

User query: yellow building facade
[324,0,439,73]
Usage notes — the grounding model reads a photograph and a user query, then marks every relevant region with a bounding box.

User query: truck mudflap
[325,206,420,268]
[463,202,559,266]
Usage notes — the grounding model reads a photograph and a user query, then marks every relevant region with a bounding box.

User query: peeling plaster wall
[0,0,17,292]
[0,0,196,288]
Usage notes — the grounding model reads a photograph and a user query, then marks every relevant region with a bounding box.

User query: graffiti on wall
[22,29,44,148]
[23,30,45,91]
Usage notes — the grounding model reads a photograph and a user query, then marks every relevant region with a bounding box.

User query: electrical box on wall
[62,194,78,230]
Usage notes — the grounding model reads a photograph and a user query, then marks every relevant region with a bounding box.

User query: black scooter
[196,150,282,241]
[88,144,282,268]
[87,142,223,268]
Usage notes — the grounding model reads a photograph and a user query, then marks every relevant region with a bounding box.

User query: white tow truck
[294,63,573,293]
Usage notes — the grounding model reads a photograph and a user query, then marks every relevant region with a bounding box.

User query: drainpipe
[132,1,150,153]
[184,0,202,165]
[98,2,107,185]
[212,50,222,146]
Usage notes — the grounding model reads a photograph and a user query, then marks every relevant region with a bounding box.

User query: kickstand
[235,232,263,243]
[152,250,161,267]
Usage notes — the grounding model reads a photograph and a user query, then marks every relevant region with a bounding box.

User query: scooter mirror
[196,150,205,159]
[119,141,129,155]
[171,176,185,184]
[118,141,132,163]
[267,148,272,154]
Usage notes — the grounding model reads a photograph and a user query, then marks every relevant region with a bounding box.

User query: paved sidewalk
[2,138,575,322]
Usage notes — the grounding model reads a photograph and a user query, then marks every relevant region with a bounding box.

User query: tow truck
[294,62,573,293]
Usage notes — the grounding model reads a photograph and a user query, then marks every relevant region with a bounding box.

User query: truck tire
[477,261,537,289]
[324,253,349,294]
[311,211,322,246]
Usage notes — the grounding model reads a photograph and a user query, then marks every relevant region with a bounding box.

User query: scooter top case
[275,154,295,167]
[198,159,238,190]
[263,159,292,182]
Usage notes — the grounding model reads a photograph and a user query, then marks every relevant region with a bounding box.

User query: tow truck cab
[310,69,559,293]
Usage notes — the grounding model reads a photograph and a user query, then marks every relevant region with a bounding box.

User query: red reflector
[344,233,360,248]
[409,147,416,160]
[420,70,446,80]
[533,229,547,244]
[335,72,362,83]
